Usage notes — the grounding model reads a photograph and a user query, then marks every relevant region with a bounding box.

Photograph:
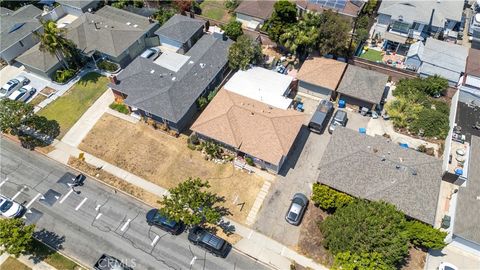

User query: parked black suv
[94,254,132,270]
[146,209,184,235]
[308,100,334,133]
[188,226,231,258]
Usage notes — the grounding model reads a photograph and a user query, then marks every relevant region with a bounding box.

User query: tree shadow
[217,219,236,236]
[28,229,66,263]
[77,72,102,86]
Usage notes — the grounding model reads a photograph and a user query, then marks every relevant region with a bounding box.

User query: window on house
[391,21,411,34]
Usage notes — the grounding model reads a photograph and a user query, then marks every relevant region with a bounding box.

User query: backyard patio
[78,113,265,224]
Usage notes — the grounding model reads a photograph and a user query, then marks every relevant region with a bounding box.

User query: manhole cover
[24,208,43,225]
[40,189,61,206]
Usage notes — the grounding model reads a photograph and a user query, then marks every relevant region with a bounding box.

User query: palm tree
[35,20,75,69]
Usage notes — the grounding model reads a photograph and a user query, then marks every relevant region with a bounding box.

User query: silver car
[0,75,29,98]
[8,85,36,102]
[285,193,309,226]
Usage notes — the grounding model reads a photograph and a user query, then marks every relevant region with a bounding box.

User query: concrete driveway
[20,71,50,93]
[253,127,331,247]
[425,244,480,270]
[343,108,371,132]
[0,63,25,85]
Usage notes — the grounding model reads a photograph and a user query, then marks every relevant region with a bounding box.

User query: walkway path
[47,140,326,270]
[0,253,56,270]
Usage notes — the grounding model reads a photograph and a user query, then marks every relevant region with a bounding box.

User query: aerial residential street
[0,137,269,270]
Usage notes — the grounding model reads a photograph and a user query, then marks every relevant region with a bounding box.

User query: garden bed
[97,59,120,74]
[52,68,80,85]
[29,94,47,107]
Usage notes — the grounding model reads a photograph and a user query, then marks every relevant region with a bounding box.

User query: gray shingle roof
[234,0,275,20]
[67,5,157,57]
[110,34,232,123]
[336,65,389,105]
[378,0,463,28]
[317,128,443,225]
[454,136,480,245]
[56,0,97,10]
[16,43,60,72]
[0,5,42,52]
[154,14,204,45]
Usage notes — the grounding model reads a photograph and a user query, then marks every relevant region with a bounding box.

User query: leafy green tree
[19,115,60,150]
[197,96,208,110]
[410,108,449,138]
[405,221,447,250]
[317,10,351,56]
[228,35,263,70]
[35,20,76,69]
[224,0,239,12]
[0,218,35,257]
[363,0,378,15]
[265,0,298,42]
[279,12,320,58]
[394,76,448,98]
[332,251,392,270]
[0,99,34,135]
[320,200,409,267]
[154,7,176,25]
[159,178,229,226]
[222,20,243,41]
[311,183,353,211]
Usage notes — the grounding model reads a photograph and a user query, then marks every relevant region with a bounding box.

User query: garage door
[159,36,182,52]
[298,81,332,100]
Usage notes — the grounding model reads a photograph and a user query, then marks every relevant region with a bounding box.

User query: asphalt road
[0,137,269,270]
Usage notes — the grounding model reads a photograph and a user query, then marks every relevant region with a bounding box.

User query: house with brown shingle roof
[461,48,480,90]
[296,56,347,99]
[191,89,306,173]
[296,0,364,21]
[235,0,275,30]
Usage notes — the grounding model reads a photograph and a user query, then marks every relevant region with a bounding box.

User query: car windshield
[334,111,346,122]
[288,211,298,221]
[444,267,455,270]
[153,212,176,228]
[0,199,13,212]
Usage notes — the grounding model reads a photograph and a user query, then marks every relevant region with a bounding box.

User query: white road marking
[248,230,253,239]
[11,187,25,200]
[59,189,74,204]
[0,180,6,188]
[120,219,131,231]
[95,213,102,220]
[75,197,88,211]
[189,256,197,266]
[95,204,101,211]
[26,193,43,208]
[150,235,159,246]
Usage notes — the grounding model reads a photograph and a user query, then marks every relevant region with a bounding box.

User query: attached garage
[296,56,347,100]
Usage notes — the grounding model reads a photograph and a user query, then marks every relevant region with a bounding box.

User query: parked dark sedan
[94,254,132,270]
[146,209,184,235]
[188,226,230,258]
[328,110,348,134]
[285,193,308,226]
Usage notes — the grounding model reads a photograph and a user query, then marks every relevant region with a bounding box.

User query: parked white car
[0,75,30,99]
[438,262,458,270]
[0,194,24,218]
[9,85,36,102]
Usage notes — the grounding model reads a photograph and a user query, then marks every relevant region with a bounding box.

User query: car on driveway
[285,193,308,226]
[328,110,348,134]
[94,254,132,270]
[140,48,160,59]
[438,262,458,270]
[146,209,184,235]
[0,194,25,218]
[308,100,334,133]
[188,226,230,258]
[0,75,29,98]
[8,85,36,102]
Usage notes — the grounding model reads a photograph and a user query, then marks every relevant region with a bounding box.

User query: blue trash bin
[359,128,366,134]
[338,99,346,108]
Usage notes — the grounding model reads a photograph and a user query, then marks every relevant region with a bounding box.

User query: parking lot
[0,138,267,270]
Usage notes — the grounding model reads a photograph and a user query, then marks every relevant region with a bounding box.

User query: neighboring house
[317,127,443,225]
[223,67,295,109]
[336,65,389,110]
[191,89,306,173]
[18,5,160,78]
[296,56,347,99]
[235,0,275,30]
[16,43,64,79]
[296,0,364,21]
[442,88,480,254]
[459,48,480,90]
[155,14,204,53]
[56,0,99,15]
[374,0,463,55]
[405,38,468,86]
[109,34,232,132]
[0,5,42,64]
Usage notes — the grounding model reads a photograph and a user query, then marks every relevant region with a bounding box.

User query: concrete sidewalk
[47,141,327,270]
[0,253,56,270]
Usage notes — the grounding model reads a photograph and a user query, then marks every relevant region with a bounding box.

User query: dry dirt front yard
[79,113,265,224]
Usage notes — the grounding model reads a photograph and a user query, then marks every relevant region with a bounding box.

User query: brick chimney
[109,75,118,85]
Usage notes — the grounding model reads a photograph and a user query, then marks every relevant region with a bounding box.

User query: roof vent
[476,196,480,200]
[250,112,255,116]
[381,156,386,161]
[200,63,206,68]
[133,24,138,28]
[172,77,176,81]
[395,165,401,169]
[126,22,131,25]
[150,69,155,74]
[412,170,417,176]
[189,61,194,64]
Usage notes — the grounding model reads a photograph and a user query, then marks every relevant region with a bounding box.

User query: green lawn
[200,0,230,22]
[2,257,31,270]
[30,239,81,270]
[359,49,384,62]
[38,72,108,138]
